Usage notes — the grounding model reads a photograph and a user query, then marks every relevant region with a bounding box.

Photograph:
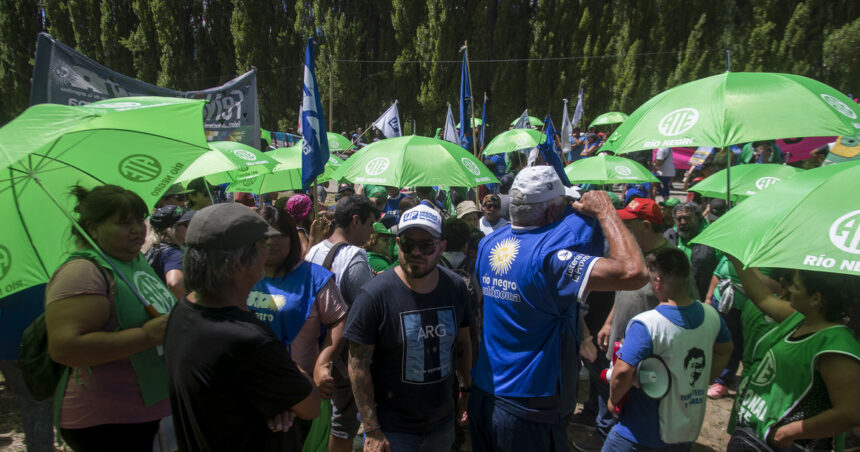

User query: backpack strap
[321,242,350,271]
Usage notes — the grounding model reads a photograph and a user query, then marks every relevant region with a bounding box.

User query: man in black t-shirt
[345,204,472,451]
[165,203,319,451]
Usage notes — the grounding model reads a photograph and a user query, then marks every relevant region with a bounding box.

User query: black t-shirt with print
[343,267,470,434]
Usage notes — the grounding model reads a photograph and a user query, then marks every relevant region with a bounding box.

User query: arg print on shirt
[400,307,457,384]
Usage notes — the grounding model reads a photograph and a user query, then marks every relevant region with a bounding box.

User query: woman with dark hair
[45,185,176,451]
[728,259,860,450]
[144,205,195,300]
[246,207,349,439]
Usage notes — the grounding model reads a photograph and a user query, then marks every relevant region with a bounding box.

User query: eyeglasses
[482,203,500,209]
[399,238,438,255]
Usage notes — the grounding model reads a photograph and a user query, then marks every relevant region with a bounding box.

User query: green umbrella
[689,163,804,201]
[691,159,860,276]
[261,128,272,145]
[564,154,659,184]
[176,140,276,184]
[226,146,344,194]
[509,115,544,127]
[295,132,353,154]
[0,96,210,296]
[331,135,499,187]
[601,72,860,155]
[456,118,484,128]
[588,111,628,128]
[482,129,547,156]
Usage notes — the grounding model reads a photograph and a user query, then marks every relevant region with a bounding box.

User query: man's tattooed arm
[348,340,380,431]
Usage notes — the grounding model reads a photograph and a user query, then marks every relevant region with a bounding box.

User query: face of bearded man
[674,209,700,241]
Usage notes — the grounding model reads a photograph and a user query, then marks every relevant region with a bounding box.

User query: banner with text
[30,33,260,149]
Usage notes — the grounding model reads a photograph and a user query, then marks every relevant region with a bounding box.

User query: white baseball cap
[511,166,581,203]
[396,204,442,239]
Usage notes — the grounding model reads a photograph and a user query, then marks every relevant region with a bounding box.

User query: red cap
[617,198,663,224]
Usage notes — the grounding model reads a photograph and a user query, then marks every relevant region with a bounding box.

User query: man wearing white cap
[468,166,649,451]
[345,204,473,452]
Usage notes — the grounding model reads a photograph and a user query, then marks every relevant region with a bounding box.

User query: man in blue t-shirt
[603,247,733,452]
[468,166,650,451]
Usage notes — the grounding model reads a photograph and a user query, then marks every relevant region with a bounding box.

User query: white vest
[633,303,720,444]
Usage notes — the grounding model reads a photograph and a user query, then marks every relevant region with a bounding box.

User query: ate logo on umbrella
[658,108,699,137]
[365,157,390,176]
[118,154,162,182]
[755,177,780,190]
[0,245,10,281]
[829,210,860,255]
[820,94,858,120]
[461,157,481,176]
[614,166,633,177]
[233,149,258,161]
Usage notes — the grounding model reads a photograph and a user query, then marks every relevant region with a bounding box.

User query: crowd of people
[1,126,859,452]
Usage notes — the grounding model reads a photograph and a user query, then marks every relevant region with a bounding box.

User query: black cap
[162,183,193,197]
[185,203,280,250]
[150,206,186,229]
[176,209,196,225]
[337,183,354,194]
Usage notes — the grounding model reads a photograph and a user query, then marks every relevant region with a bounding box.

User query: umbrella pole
[31,177,161,318]
[726,148,731,210]
[203,179,215,205]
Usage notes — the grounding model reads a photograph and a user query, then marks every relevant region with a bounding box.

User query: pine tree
[0,0,40,124]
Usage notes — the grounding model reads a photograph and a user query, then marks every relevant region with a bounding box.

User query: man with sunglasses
[345,204,472,452]
[468,166,649,452]
[478,193,509,235]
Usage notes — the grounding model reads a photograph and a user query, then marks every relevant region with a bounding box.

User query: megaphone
[636,356,670,400]
[601,353,670,401]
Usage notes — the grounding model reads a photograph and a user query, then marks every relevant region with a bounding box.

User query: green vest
[68,249,176,406]
[731,312,860,442]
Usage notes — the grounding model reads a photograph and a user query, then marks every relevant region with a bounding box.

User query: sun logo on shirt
[489,237,520,274]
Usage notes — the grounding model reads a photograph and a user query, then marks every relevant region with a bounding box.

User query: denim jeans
[715,308,744,386]
[601,426,692,452]
[384,416,455,452]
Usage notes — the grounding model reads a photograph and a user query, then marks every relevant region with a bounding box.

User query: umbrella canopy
[564,154,659,184]
[588,111,628,128]
[293,132,353,154]
[483,129,547,156]
[456,118,484,128]
[509,116,544,127]
[689,163,804,201]
[0,96,211,296]
[331,135,498,188]
[600,72,860,155]
[176,141,276,184]
[691,160,860,276]
[226,145,344,194]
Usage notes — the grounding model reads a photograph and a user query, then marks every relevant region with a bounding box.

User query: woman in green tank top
[728,257,860,450]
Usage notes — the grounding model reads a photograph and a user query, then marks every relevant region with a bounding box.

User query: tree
[0,0,40,124]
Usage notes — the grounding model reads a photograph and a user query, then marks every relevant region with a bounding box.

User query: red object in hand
[601,342,628,414]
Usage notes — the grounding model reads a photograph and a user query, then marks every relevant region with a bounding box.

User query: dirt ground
[0,369,733,452]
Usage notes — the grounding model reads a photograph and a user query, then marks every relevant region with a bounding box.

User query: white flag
[513,109,530,129]
[561,99,573,152]
[572,86,584,128]
[372,101,402,138]
[442,104,459,145]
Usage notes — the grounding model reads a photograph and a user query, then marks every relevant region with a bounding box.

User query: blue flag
[479,93,488,150]
[539,115,572,187]
[459,51,473,151]
[300,38,329,190]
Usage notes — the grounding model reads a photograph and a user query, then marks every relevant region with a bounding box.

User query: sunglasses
[399,238,438,255]
[482,203,500,209]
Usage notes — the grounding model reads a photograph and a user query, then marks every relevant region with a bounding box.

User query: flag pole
[329,55,334,131]
[464,41,479,159]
